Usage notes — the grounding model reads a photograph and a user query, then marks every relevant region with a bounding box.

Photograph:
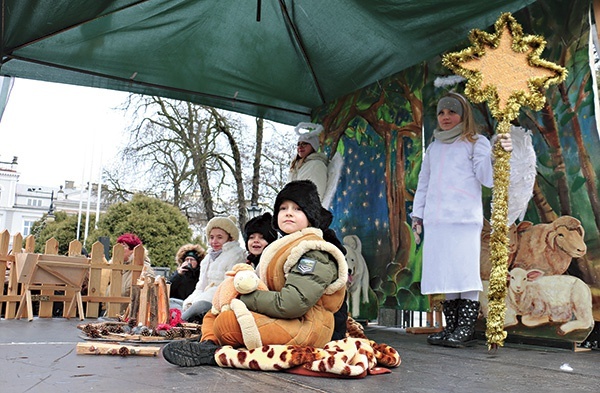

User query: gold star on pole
[441,13,567,351]
[443,12,566,123]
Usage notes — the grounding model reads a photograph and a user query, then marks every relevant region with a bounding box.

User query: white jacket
[289,152,328,200]
[182,241,246,309]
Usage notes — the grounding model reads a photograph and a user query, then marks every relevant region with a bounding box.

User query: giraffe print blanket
[214,318,401,378]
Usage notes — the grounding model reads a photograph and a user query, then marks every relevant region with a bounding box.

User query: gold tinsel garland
[440,13,566,349]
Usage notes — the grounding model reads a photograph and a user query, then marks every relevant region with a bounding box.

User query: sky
[0,78,130,188]
[0,78,296,190]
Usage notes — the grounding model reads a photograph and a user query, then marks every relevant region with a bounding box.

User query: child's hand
[498,133,512,152]
[412,217,423,245]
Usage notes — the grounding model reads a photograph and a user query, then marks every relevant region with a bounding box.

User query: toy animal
[211,263,268,315]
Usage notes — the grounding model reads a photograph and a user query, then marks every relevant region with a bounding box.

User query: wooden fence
[1,229,144,320]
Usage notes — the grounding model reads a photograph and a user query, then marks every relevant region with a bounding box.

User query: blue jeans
[181,300,212,323]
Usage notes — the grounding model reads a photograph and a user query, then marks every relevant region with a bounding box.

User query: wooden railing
[1,230,144,320]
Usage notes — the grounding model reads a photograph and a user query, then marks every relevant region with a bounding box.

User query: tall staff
[442,13,566,350]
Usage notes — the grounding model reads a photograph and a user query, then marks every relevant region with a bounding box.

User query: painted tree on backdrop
[314,67,427,312]
[513,2,600,287]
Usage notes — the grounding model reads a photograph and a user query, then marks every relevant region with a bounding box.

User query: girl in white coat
[182,216,245,323]
[289,123,328,201]
[411,92,512,348]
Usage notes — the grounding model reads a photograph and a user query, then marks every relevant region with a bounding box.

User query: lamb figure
[505,268,593,335]
[511,215,586,276]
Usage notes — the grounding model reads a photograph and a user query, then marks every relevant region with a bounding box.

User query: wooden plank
[130,286,141,323]
[68,240,83,257]
[36,264,87,287]
[76,342,161,357]
[15,253,39,284]
[148,283,158,329]
[24,235,35,253]
[138,282,149,326]
[64,291,84,320]
[86,242,106,318]
[5,259,20,319]
[44,238,59,255]
[0,230,9,255]
[131,245,145,286]
[406,326,443,334]
[106,244,125,317]
[156,276,169,325]
[83,295,130,303]
[15,290,34,321]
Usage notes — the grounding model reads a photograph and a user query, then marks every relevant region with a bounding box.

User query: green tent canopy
[1,0,535,125]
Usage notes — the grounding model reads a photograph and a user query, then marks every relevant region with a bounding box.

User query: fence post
[85,241,106,318]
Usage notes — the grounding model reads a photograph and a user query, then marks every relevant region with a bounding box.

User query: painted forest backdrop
[313,0,599,341]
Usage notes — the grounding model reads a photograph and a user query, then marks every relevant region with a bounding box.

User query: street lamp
[46,190,55,222]
[247,205,262,219]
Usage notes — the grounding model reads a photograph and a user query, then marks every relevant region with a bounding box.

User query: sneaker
[162,340,220,367]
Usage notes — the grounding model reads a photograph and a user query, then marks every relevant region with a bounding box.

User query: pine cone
[164,329,176,340]
[140,326,152,336]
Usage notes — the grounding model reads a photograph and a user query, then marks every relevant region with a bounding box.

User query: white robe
[412,135,493,295]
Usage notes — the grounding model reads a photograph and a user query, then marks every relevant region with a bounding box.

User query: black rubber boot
[444,299,480,348]
[427,299,459,346]
[162,339,220,367]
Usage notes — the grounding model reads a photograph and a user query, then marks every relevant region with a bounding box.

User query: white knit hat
[295,122,323,152]
[205,215,240,242]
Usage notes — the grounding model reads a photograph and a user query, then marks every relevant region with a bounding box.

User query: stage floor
[0,317,598,393]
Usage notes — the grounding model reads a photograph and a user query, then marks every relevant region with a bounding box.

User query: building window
[23,220,35,236]
[27,198,42,207]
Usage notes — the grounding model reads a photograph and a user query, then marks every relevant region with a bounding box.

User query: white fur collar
[259,228,348,294]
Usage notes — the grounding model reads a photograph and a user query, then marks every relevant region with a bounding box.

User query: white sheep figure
[511,215,587,276]
[505,268,594,335]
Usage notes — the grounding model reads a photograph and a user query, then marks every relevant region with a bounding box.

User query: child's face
[247,233,269,256]
[209,228,231,251]
[437,108,462,131]
[277,200,309,234]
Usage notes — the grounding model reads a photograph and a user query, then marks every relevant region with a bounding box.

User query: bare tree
[106,95,292,231]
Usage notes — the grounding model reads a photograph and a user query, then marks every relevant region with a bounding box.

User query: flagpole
[76,154,87,241]
[83,152,94,244]
[95,149,103,229]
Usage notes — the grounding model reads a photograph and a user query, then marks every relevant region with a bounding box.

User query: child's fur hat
[175,244,206,265]
[206,215,240,242]
[244,212,277,247]
[273,180,323,231]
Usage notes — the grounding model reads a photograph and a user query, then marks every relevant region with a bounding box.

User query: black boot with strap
[427,299,459,346]
[444,299,480,348]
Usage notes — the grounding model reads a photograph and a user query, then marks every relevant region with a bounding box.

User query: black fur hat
[244,212,277,248]
[273,180,323,231]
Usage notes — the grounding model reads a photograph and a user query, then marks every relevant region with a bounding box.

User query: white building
[0,161,104,238]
